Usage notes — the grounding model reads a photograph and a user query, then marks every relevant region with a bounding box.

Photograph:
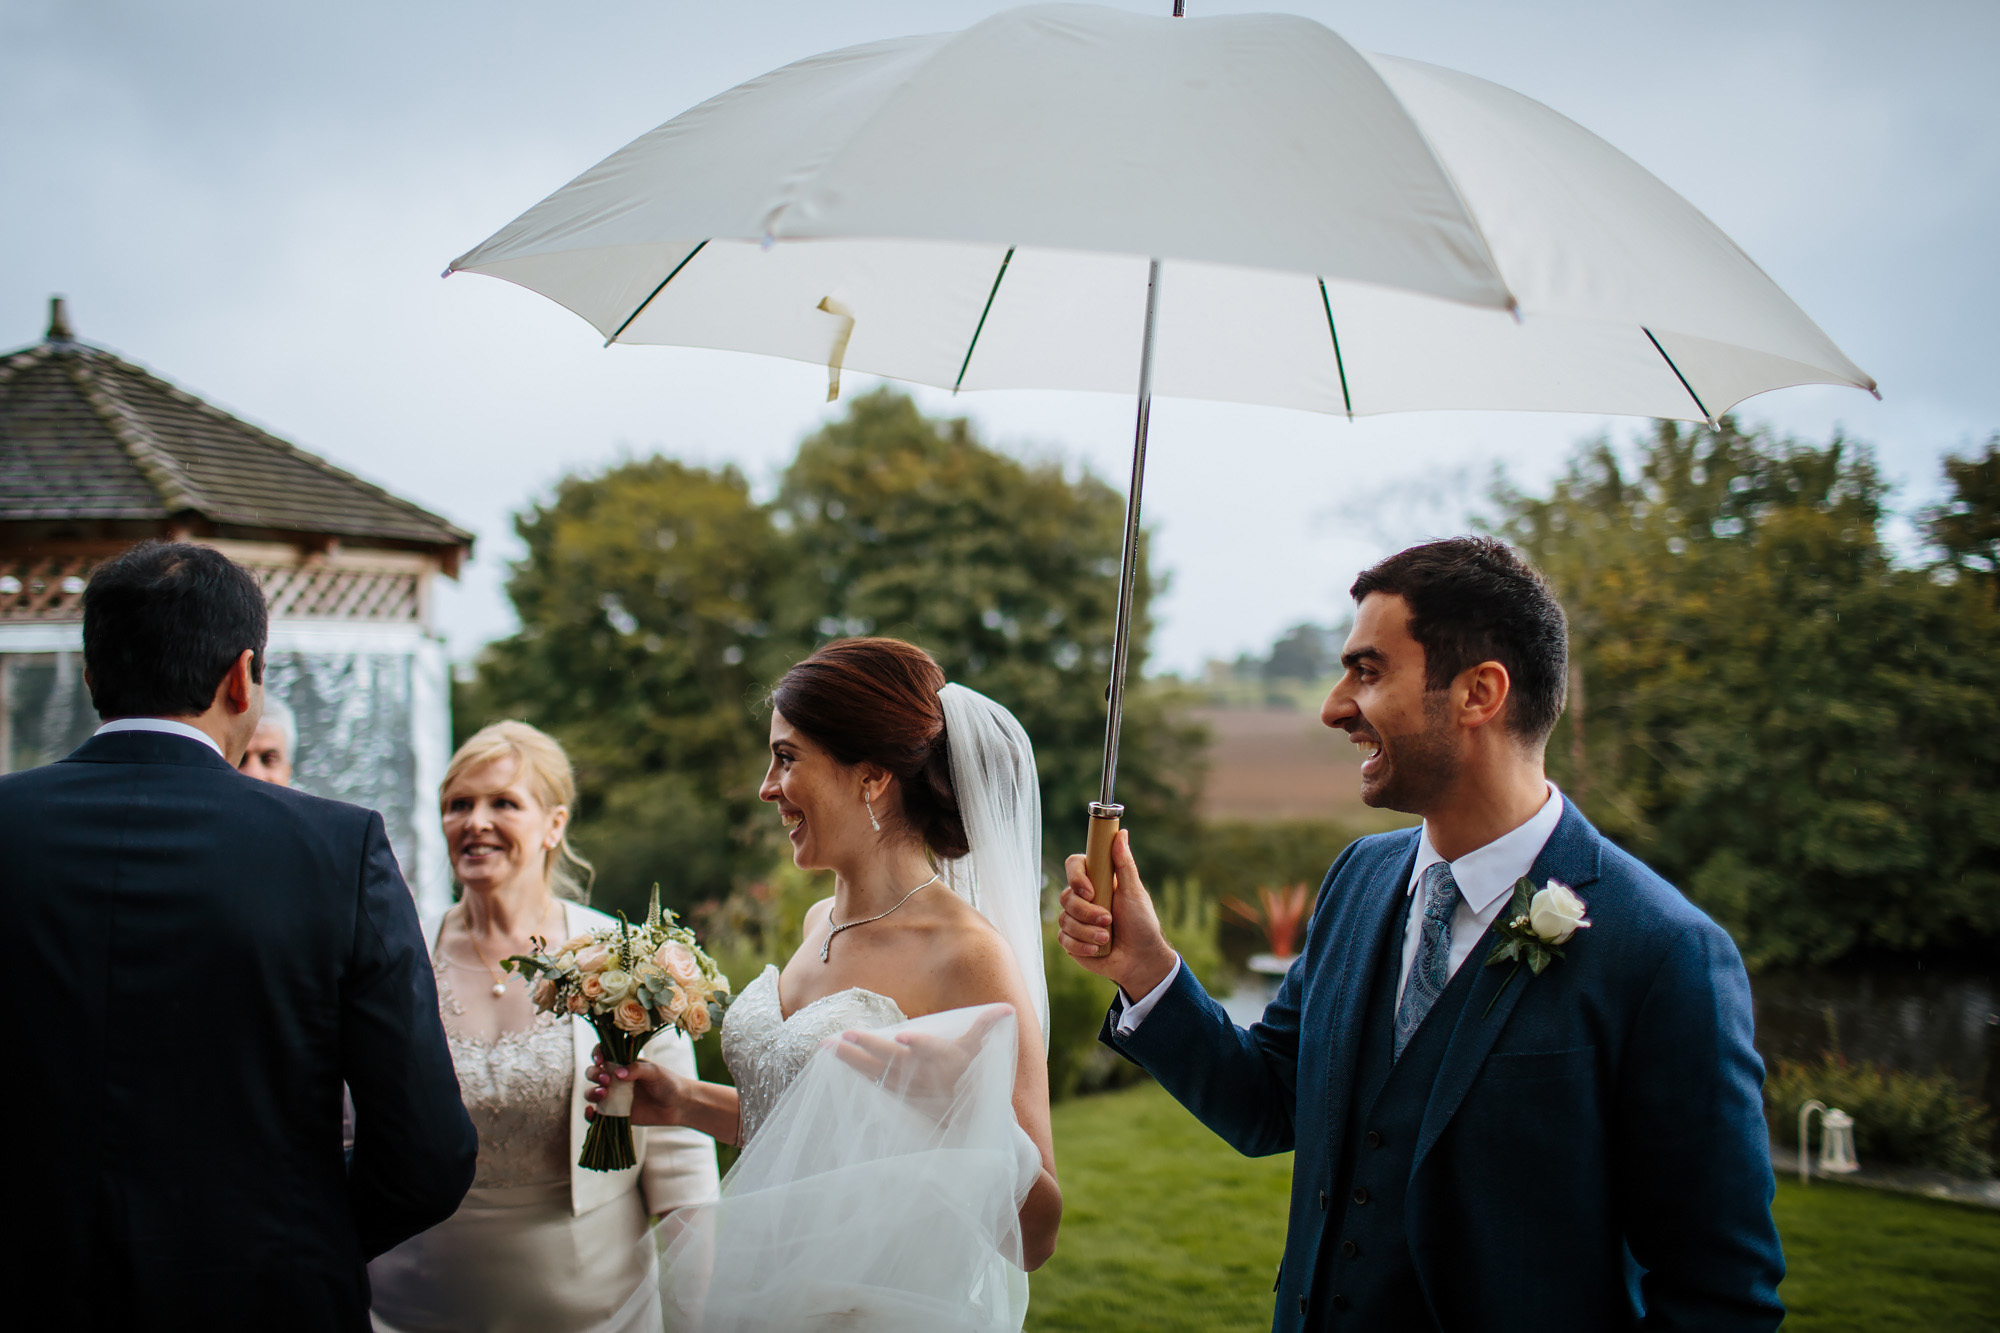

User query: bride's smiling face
[761,709,881,870]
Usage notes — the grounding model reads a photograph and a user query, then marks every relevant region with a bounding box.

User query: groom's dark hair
[1351,537,1567,743]
[83,541,268,719]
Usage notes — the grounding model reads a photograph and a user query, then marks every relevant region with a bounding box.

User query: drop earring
[865,794,881,832]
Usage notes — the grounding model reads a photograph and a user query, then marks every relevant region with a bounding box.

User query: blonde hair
[441,720,594,901]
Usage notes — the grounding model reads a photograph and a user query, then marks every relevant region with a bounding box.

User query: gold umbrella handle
[1085,801,1124,958]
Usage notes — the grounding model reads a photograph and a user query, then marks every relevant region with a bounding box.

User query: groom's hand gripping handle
[1059,829,1177,1000]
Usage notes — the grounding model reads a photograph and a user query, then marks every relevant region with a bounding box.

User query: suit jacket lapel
[1411,799,1604,1173]
[1322,833,1421,1151]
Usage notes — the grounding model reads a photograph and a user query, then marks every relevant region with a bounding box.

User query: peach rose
[580,974,606,1003]
[656,942,704,990]
[683,1000,712,1039]
[565,992,587,1015]
[657,985,690,1024]
[612,998,651,1034]
[554,935,596,956]
[530,976,559,1009]
[574,945,613,974]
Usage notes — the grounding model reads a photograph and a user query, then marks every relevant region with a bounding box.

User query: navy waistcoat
[1316,886,1486,1329]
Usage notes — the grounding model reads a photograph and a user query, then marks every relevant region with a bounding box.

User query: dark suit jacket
[1,730,476,1330]
[1105,799,1784,1332]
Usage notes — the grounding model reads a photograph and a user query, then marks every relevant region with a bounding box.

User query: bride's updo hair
[770,638,970,860]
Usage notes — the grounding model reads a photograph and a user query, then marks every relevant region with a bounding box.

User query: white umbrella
[449,2,1875,898]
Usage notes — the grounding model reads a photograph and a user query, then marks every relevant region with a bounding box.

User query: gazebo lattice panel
[0,557,420,622]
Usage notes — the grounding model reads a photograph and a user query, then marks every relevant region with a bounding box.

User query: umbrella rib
[605,240,711,347]
[952,247,1016,394]
[1318,278,1354,420]
[1642,326,1714,425]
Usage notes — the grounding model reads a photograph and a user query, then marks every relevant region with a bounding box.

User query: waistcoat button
[1352,1186,1369,1206]
[1318,1189,1327,1210]
[1341,1239,1359,1258]
[1365,1130,1383,1148]
[1332,1294,1351,1312]
[1298,1294,1309,1315]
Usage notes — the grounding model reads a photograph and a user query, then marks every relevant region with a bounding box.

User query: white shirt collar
[94,717,226,760]
[1407,782,1565,914]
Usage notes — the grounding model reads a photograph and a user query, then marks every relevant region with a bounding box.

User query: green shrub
[1766,1052,1996,1179]
[1186,819,1352,906]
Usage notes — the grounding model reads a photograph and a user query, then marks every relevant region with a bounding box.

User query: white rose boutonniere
[1482,877,1590,1016]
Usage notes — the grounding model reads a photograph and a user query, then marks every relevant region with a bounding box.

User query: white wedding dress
[655,684,1047,1332]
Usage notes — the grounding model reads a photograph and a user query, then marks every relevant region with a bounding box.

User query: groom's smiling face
[1322,593,1460,814]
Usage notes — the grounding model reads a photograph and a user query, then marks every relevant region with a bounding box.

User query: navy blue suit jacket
[1105,799,1783,1332]
[1,731,476,1330]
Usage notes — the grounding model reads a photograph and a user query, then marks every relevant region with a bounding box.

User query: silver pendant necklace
[821,872,941,963]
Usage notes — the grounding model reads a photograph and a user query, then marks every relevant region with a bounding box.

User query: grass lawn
[1029,1080,2000,1332]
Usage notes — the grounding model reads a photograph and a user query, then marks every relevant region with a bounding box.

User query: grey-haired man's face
[239,719,292,787]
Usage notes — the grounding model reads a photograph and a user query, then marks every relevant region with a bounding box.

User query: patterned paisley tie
[1394,860,1459,1059]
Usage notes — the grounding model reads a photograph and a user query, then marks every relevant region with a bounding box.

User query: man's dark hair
[1350,536,1568,743]
[83,541,268,718]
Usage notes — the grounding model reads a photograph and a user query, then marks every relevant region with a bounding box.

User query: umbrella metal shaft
[1095,257,1161,815]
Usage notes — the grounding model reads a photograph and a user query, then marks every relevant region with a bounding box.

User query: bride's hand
[585,1044,693,1127]
[827,1008,1010,1109]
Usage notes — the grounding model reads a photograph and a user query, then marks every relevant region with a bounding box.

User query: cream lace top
[436,966,573,1189]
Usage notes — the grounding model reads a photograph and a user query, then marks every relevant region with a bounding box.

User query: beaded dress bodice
[436,966,573,1188]
[721,965,906,1147]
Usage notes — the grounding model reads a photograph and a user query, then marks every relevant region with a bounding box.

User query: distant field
[1194,706,1415,833]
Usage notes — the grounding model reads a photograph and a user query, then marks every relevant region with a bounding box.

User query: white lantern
[1818,1109,1860,1175]
[1797,1100,1861,1183]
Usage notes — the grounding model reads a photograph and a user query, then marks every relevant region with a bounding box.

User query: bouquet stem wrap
[579,1021,652,1172]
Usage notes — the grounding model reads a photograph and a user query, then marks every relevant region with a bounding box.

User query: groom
[2,542,475,1329]
[1060,538,1783,1331]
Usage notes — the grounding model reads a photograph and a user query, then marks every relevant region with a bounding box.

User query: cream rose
[1529,881,1590,944]
[683,1000,712,1039]
[554,934,596,956]
[656,942,704,990]
[598,968,638,1004]
[574,945,613,974]
[612,998,651,1034]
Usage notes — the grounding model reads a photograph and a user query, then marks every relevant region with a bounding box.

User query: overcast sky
[5,0,1994,673]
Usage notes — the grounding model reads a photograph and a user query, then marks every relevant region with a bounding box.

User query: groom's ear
[1454,660,1513,731]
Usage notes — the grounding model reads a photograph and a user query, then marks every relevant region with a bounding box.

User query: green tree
[777,388,1206,873]
[465,390,1205,917]
[467,458,791,918]
[1499,419,2000,967]
[1924,435,2000,583]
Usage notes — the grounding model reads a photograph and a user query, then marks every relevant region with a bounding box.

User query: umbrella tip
[1870,386,1883,402]
[440,267,454,279]
[46,295,74,343]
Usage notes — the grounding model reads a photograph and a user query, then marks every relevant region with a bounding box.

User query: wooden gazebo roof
[0,298,471,561]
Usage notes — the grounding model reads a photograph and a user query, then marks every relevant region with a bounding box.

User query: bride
[588,637,1061,1330]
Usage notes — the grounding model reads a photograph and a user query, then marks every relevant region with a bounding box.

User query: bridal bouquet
[506,887,731,1171]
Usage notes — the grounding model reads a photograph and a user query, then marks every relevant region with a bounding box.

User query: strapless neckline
[722,965,906,1147]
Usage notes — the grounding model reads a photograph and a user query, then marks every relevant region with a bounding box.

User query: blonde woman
[369,722,719,1333]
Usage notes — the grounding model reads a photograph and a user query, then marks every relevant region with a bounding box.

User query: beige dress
[368,967,657,1333]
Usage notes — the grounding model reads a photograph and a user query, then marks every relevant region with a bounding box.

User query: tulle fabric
[654,1004,1041,1331]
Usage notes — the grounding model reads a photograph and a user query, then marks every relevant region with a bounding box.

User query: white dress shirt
[93,716,225,759]
[1114,783,1565,1035]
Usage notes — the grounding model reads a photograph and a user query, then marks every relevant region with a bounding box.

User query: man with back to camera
[1,541,475,1330]
[1059,537,1783,1331]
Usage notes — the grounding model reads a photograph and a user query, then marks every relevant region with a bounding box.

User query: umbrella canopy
[450,2,1874,422]
[450,2,1877,908]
